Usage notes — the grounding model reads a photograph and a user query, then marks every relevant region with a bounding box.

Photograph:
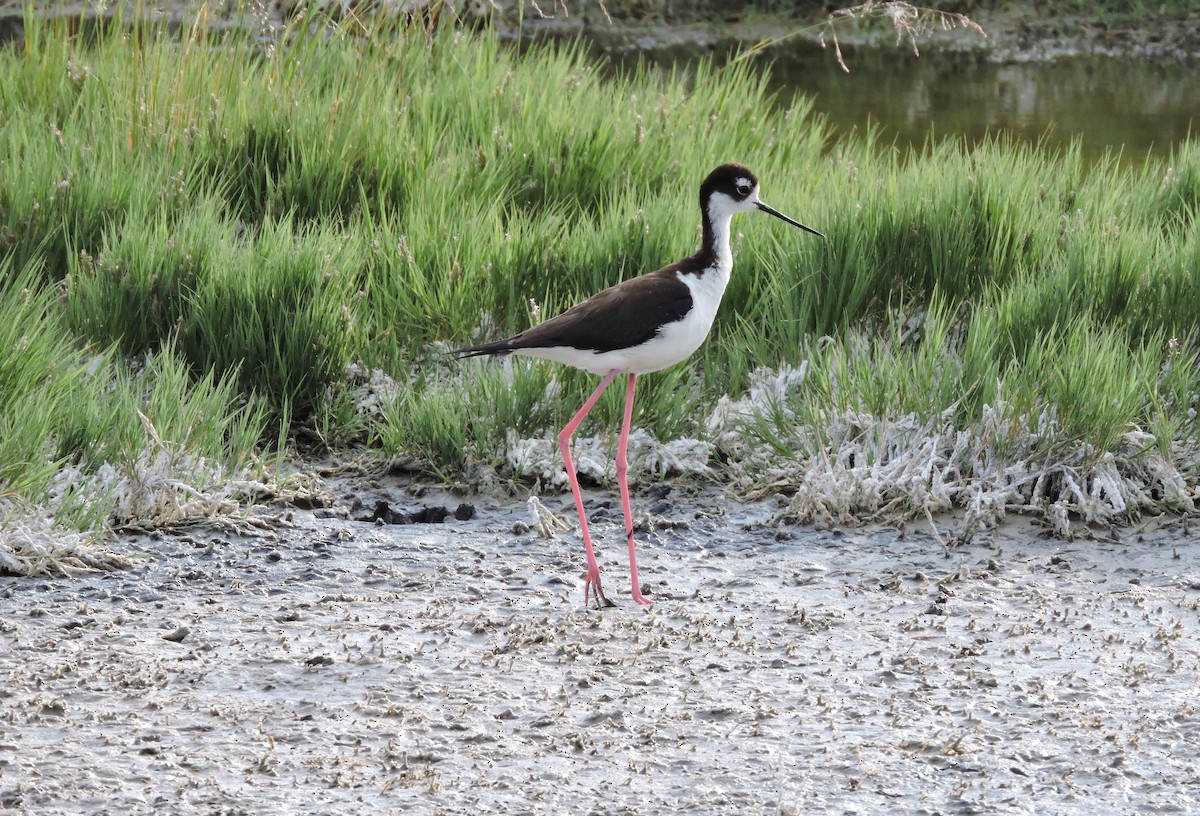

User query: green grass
[0,4,1198,533]
[0,254,270,529]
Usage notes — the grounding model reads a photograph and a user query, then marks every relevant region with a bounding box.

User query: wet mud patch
[2,488,1199,813]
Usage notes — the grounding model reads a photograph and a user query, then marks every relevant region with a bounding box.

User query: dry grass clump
[822,1,987,71]
[0,496,132,577]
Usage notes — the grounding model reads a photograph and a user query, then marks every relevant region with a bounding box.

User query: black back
[454,265,693,357]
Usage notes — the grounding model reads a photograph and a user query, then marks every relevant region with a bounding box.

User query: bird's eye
[736,184,751,197]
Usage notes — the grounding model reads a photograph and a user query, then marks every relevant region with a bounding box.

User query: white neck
[704,199,736,282]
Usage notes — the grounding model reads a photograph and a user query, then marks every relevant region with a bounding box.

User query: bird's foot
[631,587,653,606]
[585,570,614,609]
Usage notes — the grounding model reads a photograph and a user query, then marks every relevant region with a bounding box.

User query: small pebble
[161,625,189,643]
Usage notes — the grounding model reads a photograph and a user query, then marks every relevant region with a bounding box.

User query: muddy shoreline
[3,482,1200,813]
[517,6,1200,63]
[2,2,1198,61]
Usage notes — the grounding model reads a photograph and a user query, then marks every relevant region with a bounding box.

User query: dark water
[773,46,1199,162]
[613,43,1200,163]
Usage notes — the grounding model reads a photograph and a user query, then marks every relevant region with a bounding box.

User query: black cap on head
[700,163,824,238]
[700,163,759,206]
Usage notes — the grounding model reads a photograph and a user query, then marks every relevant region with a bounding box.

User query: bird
[451,163,823,608]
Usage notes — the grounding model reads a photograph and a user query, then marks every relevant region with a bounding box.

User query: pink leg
[558,369,619,608]
[616,374,652,605]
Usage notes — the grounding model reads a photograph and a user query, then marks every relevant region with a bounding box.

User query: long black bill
[757,201,825,238]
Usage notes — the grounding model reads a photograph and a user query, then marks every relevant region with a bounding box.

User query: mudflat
[3,485,1199,814]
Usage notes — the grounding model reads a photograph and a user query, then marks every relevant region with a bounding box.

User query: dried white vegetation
[0,496,132,577]
[713,369,1198,539]
[821,1,987,71]
[509,361,1197,543]
[526,496,571,538]
[2,443,241,577]
[63,412,254,525]
[508,429,712,489]
[1,412,307,578]
[346,363,403,418]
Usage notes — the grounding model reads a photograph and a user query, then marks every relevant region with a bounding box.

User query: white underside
[514,265,732,375]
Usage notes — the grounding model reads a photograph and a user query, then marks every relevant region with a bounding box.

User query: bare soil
[3,481,1200,814]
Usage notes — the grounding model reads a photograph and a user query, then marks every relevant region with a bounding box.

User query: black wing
[452,266,693,357]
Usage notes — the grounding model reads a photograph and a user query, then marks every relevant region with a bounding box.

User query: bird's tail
[446,339,515,359]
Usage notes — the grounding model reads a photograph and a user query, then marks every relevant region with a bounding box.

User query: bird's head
[701,163,824,238]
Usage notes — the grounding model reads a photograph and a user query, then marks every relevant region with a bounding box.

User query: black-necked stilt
[452,163,823,607]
